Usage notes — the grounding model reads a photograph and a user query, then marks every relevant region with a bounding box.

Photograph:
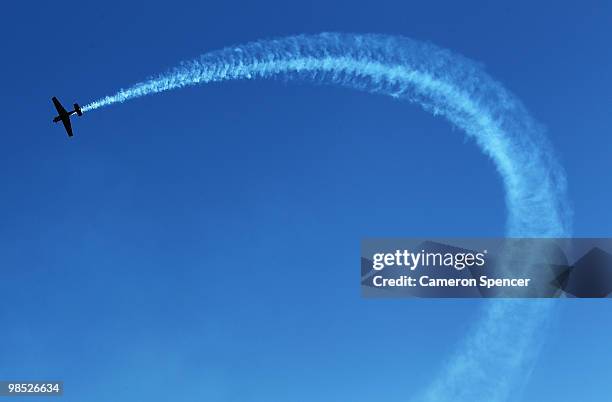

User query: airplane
[52,97,82,137]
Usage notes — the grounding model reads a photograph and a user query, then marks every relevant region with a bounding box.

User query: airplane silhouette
[52,97,82,137]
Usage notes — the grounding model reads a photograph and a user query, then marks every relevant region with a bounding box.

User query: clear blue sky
[0,1,610,401]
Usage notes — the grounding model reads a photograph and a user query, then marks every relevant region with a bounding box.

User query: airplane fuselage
[53,110,76,123]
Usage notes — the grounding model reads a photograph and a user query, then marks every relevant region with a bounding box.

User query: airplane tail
[74,103,83,116]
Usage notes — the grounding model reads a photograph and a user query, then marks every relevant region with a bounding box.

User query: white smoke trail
[84,33,572,401]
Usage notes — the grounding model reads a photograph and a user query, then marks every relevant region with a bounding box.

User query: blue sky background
[0,1,610,401]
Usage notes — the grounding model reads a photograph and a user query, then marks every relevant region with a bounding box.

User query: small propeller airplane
[52,97,83,137]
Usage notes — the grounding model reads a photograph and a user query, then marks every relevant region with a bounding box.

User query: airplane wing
[61,116,73,137]
[52,97,67,115]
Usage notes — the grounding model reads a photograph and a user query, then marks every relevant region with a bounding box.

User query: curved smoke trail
[84,33,572,401]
